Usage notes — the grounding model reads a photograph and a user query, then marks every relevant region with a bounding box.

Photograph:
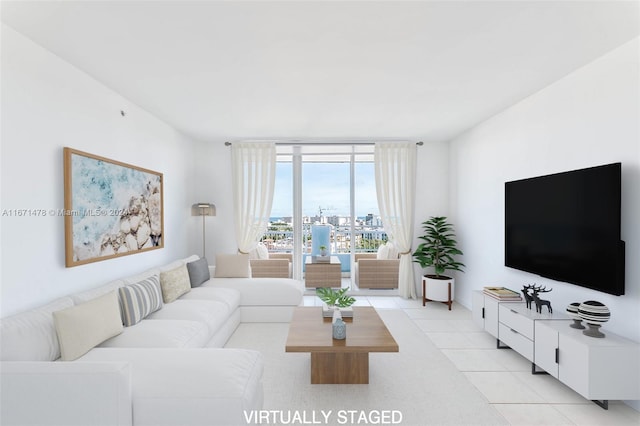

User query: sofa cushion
[77,347,264,426]
[118,275,164,326]
[160,265,191,303]
[71,279,125,304]
[214,253,251,278]
[53,291,123,361]
[186,257,210,287]
[202,277,303,306]
[181,254,200,265]
[180,287,241,312]
[146,300,230,335]
[123,268,161,286]
[99,320,209,348]
[159,260,185,273]
[0,297,74,361]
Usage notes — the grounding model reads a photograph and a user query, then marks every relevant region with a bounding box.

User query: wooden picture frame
[63,147,164,267]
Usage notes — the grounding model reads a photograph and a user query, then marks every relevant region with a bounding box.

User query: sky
[270,162,379,218]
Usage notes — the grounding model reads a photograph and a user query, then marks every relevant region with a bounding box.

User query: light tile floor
[302,295,640,425]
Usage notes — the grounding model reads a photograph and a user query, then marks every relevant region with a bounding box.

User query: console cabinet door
[534,322,559,378]
[558,333,640,400]
[484,297,499,338]
[471,292,499,338]
[557,334,589,398]
[472,291,485,330]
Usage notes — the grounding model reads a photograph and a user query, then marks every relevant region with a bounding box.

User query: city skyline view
[270,162,380,219]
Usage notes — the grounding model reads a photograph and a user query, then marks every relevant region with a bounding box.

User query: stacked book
[483,286,522,301]
[322,304,354,318]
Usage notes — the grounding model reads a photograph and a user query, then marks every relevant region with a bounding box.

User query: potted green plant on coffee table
[316,287,355,319]
[412,216,464,310]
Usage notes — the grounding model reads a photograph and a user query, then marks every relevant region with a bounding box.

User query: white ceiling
[2,1,639,143]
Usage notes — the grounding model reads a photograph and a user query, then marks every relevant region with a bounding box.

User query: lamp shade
[191,203,216,216]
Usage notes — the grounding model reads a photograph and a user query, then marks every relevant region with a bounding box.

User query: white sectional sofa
[0,255,304,426]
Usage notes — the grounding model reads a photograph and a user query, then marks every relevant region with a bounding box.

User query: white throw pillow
[376,243,389,260]
[256,243,269,259]
[248,243,269,260]
[247,248,259,260]
[386,242,399,259]
[214,253,251,278]
[53,291,123,361]
[159,265,191,303]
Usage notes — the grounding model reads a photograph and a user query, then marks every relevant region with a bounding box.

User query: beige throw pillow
[159,265,191,303]
[214,253,251,278]
[53,291,123,361]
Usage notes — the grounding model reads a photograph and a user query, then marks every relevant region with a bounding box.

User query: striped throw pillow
[118,276,163,327]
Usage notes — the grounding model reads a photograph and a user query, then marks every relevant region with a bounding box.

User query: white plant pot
[422,275,454,310]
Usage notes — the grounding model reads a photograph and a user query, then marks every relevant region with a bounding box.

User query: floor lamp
[192,203,216,258]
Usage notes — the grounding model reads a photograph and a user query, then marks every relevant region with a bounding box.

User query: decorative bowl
[566,302,585,329]
[577,301,610,338]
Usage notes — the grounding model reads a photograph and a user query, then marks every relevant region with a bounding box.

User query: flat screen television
[505,163,625,296]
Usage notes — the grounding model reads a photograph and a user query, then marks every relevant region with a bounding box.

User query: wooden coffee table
[285,307,399,384]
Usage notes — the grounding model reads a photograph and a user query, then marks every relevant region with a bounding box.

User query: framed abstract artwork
[63,147,164,267]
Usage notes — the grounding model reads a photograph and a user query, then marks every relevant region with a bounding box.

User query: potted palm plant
[412,216,464,309]
[316,287,355,320]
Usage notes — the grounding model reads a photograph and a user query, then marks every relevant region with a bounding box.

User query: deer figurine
[531,285,553,313]
[521,284,534,309]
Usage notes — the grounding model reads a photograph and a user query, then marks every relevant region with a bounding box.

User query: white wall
[1,25,198,317]
[192,141,236,258]
[412,141,450,294]
[449,38,640,343]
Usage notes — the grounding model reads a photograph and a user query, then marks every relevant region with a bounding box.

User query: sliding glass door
[263,145,386,284]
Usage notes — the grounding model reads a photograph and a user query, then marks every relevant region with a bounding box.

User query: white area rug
[225,309,508,425]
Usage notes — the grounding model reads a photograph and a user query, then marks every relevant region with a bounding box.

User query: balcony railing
[260,227,388,254]
[261,227,388,275]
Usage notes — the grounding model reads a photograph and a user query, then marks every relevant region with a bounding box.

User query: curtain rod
[224,141,423,146]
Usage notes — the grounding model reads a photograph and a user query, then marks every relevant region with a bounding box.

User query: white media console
[472,291,640,409]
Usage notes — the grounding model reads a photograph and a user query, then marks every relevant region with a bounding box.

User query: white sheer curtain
[231,143,277,254]
[374,143,417,299]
